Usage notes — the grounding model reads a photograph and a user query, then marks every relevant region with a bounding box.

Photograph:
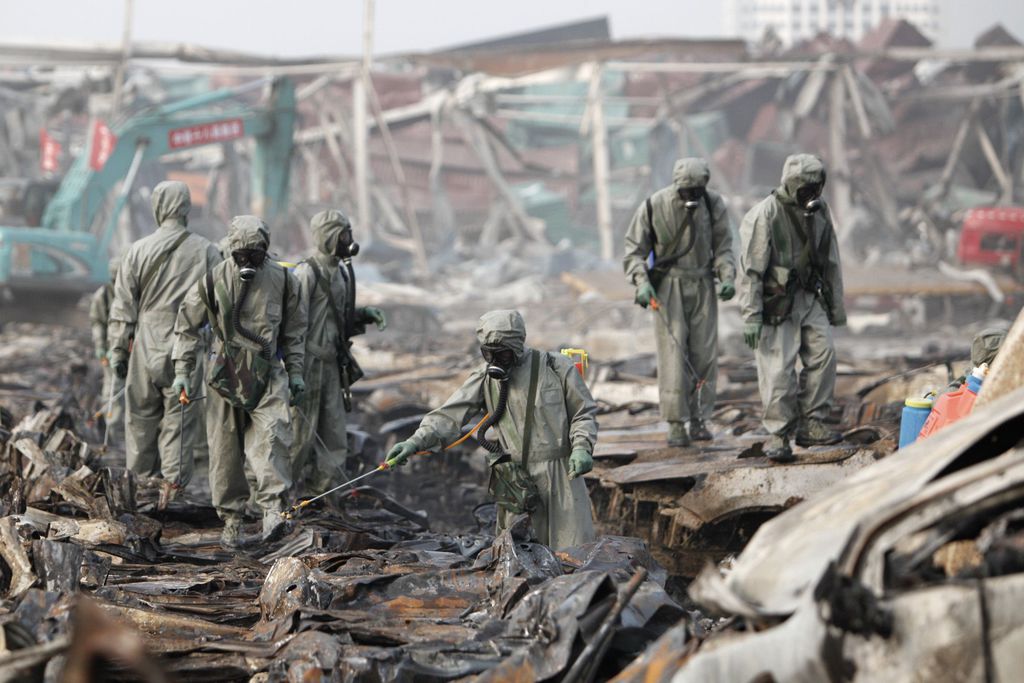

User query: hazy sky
[2,0,1022,57]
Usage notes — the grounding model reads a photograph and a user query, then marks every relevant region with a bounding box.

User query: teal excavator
[0,76,295,321]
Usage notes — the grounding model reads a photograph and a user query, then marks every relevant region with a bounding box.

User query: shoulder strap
[520,350,541,469]
[307,259,346,341]
[140,230,190,296]
[281,265,290,335]
[198,270,226,341]
[645,198,656,248]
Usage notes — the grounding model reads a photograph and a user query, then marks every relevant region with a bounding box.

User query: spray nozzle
[486,365,509,382]
[239,266,257,282]
[804,198,823,215]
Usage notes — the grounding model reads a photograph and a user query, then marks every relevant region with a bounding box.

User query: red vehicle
[957,206,1024,279]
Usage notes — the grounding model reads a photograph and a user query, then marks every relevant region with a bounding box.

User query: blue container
[899,398,933,449]
[966,373,983,394]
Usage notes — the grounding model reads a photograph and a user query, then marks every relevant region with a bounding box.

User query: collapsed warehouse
[1,14,1024,682]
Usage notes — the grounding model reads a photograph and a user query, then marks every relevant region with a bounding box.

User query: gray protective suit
[89,257,124,431]
[172,216,306,520]
[406,311,597,550]
[289,211,373,495]
[623,158,735,424]
[108,181,221,486]
[737,154,846,437]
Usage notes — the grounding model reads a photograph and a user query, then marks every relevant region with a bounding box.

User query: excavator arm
[0,76,295,319]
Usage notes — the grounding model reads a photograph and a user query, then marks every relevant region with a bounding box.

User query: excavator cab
[0,178,60,227]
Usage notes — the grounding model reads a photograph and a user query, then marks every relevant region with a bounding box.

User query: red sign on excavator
[167,118,245,150]
[88,119,117,171]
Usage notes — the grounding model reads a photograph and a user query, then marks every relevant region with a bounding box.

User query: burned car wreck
[616,385,1024,683]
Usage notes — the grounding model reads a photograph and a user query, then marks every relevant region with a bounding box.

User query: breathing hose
[232,278,273,360]
[476,373,510,454]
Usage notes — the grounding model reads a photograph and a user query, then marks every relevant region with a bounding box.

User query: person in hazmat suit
[385,310,597,550]
[290,210,386,498]
[108,181,221,487]
[940,325,1009,394]
[90,256,125,439]
[172,215,306,547]
[737,154,846,463]
[623,157,735,447]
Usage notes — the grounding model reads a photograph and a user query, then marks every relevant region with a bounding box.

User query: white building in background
[723,0,941,46]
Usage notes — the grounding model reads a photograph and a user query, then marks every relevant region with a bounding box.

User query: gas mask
[796,183,823,211]
[334,230,360,260]
[677,187,704,212]
[480,345,516,381]
[231,248,266,281]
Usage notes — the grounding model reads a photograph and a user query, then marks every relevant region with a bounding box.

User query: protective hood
[672,157,711,190]
[476,310,526,359]
[777,154,826,204]
[151,180,191,228]
[224,215,270,252]
[972,326,1008,366]
[310,209,351,257]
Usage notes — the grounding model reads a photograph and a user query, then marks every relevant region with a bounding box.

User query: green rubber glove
[288,374,306,406]
[718,280,736,301]
[109,350,129,379]
[363,306,387,331]
[385,440,418,468]
[634,282,657,309]
[568,448,593,479]
[171,375,190,401]
[743,321,763,350]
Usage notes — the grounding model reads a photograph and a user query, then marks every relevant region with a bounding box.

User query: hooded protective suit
[623,158,735,427]
[737,154,846,437]
[289,210,381,495]
[405,310,597,550]
[90,257,124,431]
[172,216,306,521]
[108,181,221,485]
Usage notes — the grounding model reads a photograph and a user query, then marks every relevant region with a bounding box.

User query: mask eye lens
[232,249,266,267]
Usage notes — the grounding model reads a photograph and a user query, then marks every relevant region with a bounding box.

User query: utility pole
[585,63,614,262]
[110,0,134,119]
[353,0,374,238]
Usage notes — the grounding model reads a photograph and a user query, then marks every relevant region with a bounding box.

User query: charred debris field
[0,316,919,681]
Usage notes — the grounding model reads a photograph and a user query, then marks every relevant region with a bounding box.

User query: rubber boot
[795,418,842,447]
[220,515,244,549]
[667,421,690,448]
[764,434,795,464]
[689,419,713,441]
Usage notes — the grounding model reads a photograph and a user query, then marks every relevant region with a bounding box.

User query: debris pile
[0,404,681,681]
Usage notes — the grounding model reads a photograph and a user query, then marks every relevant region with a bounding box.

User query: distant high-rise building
[723,0,940,46]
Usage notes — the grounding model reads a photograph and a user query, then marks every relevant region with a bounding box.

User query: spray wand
[283,412,491,519]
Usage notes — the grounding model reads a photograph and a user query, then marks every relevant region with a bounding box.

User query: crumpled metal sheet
[0,406,681,682]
